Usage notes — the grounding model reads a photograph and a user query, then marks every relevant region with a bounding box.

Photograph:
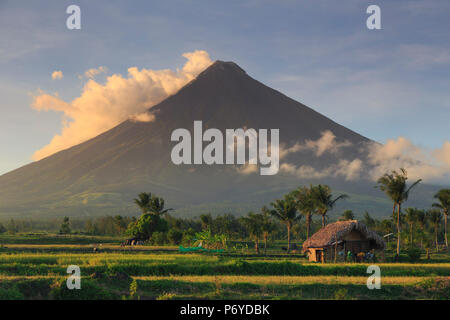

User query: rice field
[0,238,449,300]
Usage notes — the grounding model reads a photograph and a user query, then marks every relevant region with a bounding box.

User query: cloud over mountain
[279,132,450,184]
[31,50,213,160]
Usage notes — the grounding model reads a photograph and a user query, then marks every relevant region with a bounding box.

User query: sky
[0,0,449,178]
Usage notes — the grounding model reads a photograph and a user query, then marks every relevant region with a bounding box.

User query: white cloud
[279,159,363,181]
[366,137,450,183]
[278,132,450,184]
[280,130,351,159]
[51,70,63,80]
[84,66,108,79]
[31,50,213,160]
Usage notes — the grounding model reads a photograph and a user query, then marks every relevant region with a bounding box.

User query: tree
[0,223,6,234]
[6,219,18,234]
[362,212,376,228]
[59,217,71,234]
[126,213,168,241]
[404,208,422,246]
[241,212,264,254]
[168,229,183,245]
[134,192,172,216]
[427,209,442,252]
[270,195,301,253]
[376,168,421,258]
[339,210,355,221]
[113,215,127,235]
[432,189,449,248]
[312,184,348,227]
[291,186,316,239]
[260,206,276,254]
[415,209,427,249]
[199,214,213,231]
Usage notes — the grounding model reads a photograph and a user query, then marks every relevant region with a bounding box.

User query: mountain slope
[0,61,436,218]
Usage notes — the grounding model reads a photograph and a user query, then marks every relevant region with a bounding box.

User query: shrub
[49,278,117,300]
[168,229,183,245]
[151,231,167,245]
[0,286,24,300]
[406,247,422,262]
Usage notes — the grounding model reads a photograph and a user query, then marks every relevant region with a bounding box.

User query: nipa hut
[302,220,385,263]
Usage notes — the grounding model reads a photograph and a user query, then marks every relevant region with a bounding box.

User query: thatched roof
[302,220,385,252]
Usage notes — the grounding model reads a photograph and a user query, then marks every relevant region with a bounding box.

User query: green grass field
[0,234,449,300]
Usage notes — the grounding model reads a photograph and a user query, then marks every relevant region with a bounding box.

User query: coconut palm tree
[432,189,449,248]
[404,208,420,246]
[241,212,264,254]
[134,192,153,214]
[270,195,301,253]
[376,168,421,258]
[291,186,316,239]
[339,210,355,221]
[311,184,348,228]
[427,209,442,252]
[415,209,427,249]
[260,206,276,254]
[134,192,172,216]
[199,214,213,231]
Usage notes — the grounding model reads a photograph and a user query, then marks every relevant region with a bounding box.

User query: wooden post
[334,232,337,263]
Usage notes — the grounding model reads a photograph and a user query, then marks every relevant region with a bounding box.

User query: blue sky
[0,0,449,175]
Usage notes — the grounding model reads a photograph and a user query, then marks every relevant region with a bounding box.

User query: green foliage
[49,278,117,300]
[0,285,25,300]
[168,229,183,245]
[340,210,355,221]
[311,184,348,226]
[59,217,71,234]
[6,219,18,234]
[406,247,422,262]
[127,213,168,240]
[151,231,167,245]
[129,279,139,300]
[193,229,227,250]
[134,192,172,215]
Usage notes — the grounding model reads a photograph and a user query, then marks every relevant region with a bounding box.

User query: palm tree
[311,184,348,228]
[134,192,172,216]
[270,195,301,253]
[199,214,213,231]
[291,186,316,239]
[241,212,264,254]
[376,168,421,258]
[432,189,449,248]
[404,208,419,246]
[415,209,427,249]
[427,209,442,252]
[260,206,276,254]
[339,210,355,221]
[148,196,172,215]
[134,192,153,214]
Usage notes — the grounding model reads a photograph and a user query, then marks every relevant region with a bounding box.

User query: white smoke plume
[32,50,213,160]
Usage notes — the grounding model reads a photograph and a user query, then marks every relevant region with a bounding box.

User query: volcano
[0,61,434,218]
